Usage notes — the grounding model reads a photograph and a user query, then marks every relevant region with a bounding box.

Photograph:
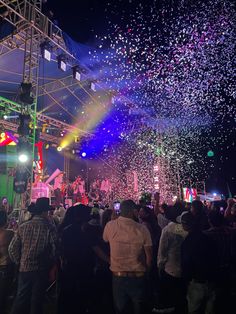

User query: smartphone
[114,202,120,213]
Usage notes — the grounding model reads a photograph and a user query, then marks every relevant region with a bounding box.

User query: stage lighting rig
[17,114,31,136]
[17,137,31,164]
[40,41,52,61]
[57,55,67,72]
[72,66,81,81]
[19,82,34,105]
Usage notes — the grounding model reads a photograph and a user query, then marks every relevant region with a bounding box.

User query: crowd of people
[0,195,236,314]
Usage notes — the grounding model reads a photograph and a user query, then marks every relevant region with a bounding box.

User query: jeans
[11,271,48,314]
[158,271,187,313]
[0,264,15,314]
[112,275,148,314]
[187,280,216,314]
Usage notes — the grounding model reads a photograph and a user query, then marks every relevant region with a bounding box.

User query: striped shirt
[8,216,57,272]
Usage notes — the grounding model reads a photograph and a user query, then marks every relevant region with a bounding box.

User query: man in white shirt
[103,199,152,314]
[157,206,188,313]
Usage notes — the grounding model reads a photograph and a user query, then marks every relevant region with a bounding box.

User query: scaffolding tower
[0,0,79,207]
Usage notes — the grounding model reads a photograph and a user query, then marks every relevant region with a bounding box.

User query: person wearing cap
[181,211,218,314]
[103,199,152,314]
[8,197,57,314]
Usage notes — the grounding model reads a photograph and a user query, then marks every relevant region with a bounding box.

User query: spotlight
[72,66,81,81]
[17,138,31,163]
[81,152,87,158]
[57,55,67,71]
[3,115,8,120]
[18,153,29,163]
[57,146,62,152]
[40,41,52,61]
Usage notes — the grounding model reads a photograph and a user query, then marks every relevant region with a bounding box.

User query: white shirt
[158,222,188,278]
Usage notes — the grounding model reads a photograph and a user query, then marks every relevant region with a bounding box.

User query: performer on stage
[72,176,85,204]
[54,172,64,206]
[101,177,112,203]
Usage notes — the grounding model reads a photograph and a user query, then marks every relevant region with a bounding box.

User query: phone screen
[114,202,120,212]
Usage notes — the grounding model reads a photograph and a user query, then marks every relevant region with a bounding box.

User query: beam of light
[60,93,112,149]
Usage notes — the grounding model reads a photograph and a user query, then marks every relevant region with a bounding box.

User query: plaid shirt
[9,216,57,272]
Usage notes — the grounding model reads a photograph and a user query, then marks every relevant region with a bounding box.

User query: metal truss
[0,0,81,206]
[0,95,93,137]
[38,75,82,96]
[0,118,60,144]
[0,0,77,63]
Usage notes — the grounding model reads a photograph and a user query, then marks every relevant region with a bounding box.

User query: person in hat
[103,199,152,314]
[9,197,57,314]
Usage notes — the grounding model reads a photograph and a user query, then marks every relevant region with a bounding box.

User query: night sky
[45,0,236,196]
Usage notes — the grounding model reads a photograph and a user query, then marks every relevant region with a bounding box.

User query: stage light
[19,82,34,105]
[72,66,81,81]
[42,123,48,133]
[74,136,79,143]
[40,41,52,61]
[57,55,67,71]
[45,143,50,150]
[57,146,62,152]
[18,153,29,163]
[44,49,51,61]
[81,152,87,158]
[18,114,31,136]
[3,115,8,120]
[17,138,31,163]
